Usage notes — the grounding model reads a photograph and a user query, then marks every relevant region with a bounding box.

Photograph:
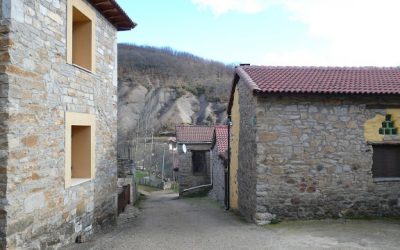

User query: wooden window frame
[65,112,96,188]
[67,0,96,73]
[371,143,400,181]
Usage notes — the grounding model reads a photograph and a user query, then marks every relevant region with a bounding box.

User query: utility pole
[134,121,139,162]
[162,143,166,182]
[143,118,148,172]
[150,129,154,175]
[172,146,176,182]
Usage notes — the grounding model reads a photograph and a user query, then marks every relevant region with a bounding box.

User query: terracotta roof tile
[215,125,228,154]
[236,66,400,95]
[176,125,215,144]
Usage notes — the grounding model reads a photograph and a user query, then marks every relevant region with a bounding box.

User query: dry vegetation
[118,44,233,103]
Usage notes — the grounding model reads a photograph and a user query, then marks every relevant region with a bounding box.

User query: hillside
[117,44,233,144]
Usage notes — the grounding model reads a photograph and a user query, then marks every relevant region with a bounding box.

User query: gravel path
[65,190,400,250]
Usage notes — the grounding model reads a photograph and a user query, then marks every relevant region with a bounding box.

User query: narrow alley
[65,190,400,250]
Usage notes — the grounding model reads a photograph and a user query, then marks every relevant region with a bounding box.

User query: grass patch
[171,182,179,193]
[185,195,222,209]
[138,184,162,193]
[182,187,211,198]
[230,212,250,224]
[343,215,400,221]
[269,217,281,225]
[134,193,147,208]
[262,216,400,230]
[135,170,148,181]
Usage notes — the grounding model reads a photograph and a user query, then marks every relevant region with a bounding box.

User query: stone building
[209,125,228,207]
[176,125,229,206]
[0,0,134,248]
[228,65,400,225]
[176,125,214,196]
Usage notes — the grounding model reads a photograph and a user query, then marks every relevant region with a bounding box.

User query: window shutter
[372,145,400,178]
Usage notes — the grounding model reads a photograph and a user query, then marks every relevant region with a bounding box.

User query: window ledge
[373,177,400,182]
[367,140,400,145]
[71,178,91,186]
[69,63,95,75]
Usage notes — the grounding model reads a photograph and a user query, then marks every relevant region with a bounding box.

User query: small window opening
[372,145,400,178]
[72,7,92,71]
[71,125,91,179]
[192,151,207,174]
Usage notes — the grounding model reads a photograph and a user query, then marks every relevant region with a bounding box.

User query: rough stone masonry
[235,79,400,225]
[178,145,211,196]
[0,0,124,248]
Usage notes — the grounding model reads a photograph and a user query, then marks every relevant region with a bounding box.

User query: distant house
[176,125,214,196]
[176,125,229,205]
[209,125,229,207]
[0,0,135,248]
[228,65,400,225]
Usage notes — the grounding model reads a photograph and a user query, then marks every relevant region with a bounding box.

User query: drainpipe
[225,116,231,210]
[182,149,213,192]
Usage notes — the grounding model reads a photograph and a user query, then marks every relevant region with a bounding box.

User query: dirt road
[65,190,400,250]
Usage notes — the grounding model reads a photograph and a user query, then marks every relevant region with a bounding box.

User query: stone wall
[178,144,211,196]
[236,80,258,222]
[118,158,134,177]
[253,94,400,224]
[208,146,226,207]
[2,0,118,248]
[117,176,137,205]
[0,5,10,247]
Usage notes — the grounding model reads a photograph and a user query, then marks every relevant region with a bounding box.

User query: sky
[117,0,400,67]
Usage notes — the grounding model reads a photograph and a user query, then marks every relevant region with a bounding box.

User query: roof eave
[235,66,262,93]
[251,90,400,97]
[228,66,400,97]
[227,73,240,116]
[227,66,263,116]
[88,0,136,31]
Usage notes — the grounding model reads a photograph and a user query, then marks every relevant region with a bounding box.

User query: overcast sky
[117,0,400,67]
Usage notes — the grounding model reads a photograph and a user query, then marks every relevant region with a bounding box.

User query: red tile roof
[88,0,136,31]
[215,125,228,154]
[176,125,215,144]
[236,66,400,95]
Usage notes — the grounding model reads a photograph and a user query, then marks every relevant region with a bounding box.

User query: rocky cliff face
[117,44,232,144]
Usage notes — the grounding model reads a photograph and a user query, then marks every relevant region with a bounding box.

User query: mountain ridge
[117,44,233,144]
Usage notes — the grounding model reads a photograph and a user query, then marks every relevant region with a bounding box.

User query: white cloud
[193,0,400,66]
[191,0,271,15]
[277,0,400,66]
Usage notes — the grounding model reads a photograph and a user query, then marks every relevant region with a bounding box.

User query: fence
[118,137,177,183]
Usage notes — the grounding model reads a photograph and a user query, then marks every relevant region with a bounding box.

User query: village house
[176,125,228,206]
[0,0,134,248]
[209,125,229,207]
[228,65,400,225]
[176,125,214,196]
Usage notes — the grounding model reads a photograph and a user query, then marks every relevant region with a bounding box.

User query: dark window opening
[372,145,400,178]
[192,151,207,174]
